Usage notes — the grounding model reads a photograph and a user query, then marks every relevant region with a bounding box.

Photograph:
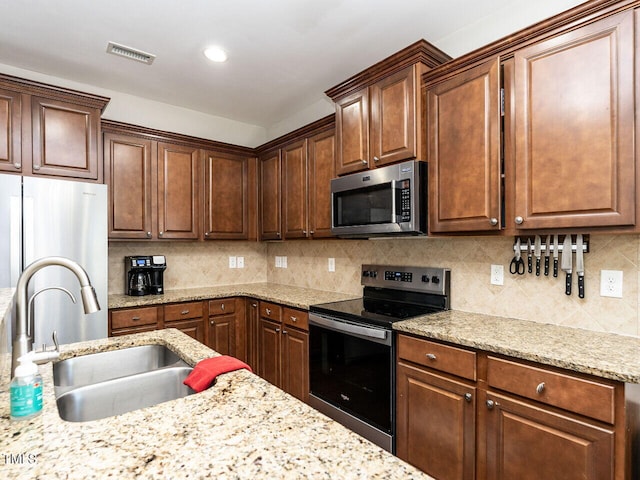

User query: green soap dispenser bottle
[10,353,43,421]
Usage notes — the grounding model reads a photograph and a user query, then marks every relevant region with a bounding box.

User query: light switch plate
[328,258,335,272]
[600,270,623,298]
[228,256,237,269]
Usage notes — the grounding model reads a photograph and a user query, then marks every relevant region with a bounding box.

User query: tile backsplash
[107,234,639,337]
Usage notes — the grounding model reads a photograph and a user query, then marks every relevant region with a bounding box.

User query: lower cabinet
[257,301,309,403]
[396,333,626,480]
[207,298,237,356]
[162,301,205,344]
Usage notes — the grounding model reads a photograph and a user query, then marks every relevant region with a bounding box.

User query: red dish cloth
[183,355,252,393]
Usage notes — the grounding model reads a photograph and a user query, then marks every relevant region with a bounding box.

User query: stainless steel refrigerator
[0,174,107,349]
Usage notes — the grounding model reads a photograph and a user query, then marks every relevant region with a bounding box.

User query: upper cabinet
[0,74,109,182]
[258,115,335,241]
[326,40,451,176]
[103,120,256,241]
[425,4,637,234]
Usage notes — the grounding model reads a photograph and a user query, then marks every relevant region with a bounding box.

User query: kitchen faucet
[11,256,101,376]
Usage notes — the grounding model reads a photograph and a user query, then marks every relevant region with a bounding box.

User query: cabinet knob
[159,231,164,236]
[536,382,546,394]
[251,303,257,308]
[490,218,498,226]
[310,230,315,235]
[361,159,367,165]
[221,303,225,311]
[33,164,40,170]
[290,316,297,322]
[204,232,210,237]
[13,162,20,169]
[275,328,280,333]
[266,308,272,315]
[425,353,437,361]
[146,231,152,238]
[515,216,524,225]
[276,232,281,238]
[210,320,215,325]
[373,156,380,163]
[282,330,287,335]
[486,399,499,410]
[464,393,472,403]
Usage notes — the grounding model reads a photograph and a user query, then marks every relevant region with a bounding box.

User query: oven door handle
[309,313,390,343]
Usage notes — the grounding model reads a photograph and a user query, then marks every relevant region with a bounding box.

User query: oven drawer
[398,334,476,381]
[283,308,308,331]
[260,301,282,322]
[487,356,616,424]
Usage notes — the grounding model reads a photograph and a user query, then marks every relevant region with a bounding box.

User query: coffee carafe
[125,256,167,296]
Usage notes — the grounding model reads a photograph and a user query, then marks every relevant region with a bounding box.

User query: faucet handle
[52,330,59,352]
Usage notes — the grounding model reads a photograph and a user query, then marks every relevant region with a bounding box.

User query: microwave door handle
[391,180,398,222]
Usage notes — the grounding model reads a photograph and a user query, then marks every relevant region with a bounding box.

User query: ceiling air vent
[106,41,156,65]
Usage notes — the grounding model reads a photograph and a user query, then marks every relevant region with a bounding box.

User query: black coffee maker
[125,256,167,296]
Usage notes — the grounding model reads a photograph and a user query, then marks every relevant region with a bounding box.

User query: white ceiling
[0,0,586,137]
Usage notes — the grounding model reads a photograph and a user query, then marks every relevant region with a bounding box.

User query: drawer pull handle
[266,308,272,315]
[291,316,297,322]
[181,310,190,315]
[221,304,225,311]
[210,320,215,325]
[426,353,437,360]
[275,328,280,333]
[464,393,472,403]
[131,316,141,321]
[486,400,499,410]
[536,382,546,394]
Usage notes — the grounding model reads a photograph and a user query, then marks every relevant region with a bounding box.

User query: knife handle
[553,259,558,277]
[565,272,572,295]
[578,275,584,299]
[535,258,540,276]
[528,255,532,274]
[544,257,549,276]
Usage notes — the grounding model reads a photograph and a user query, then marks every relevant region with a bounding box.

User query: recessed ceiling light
[204,46,228,63]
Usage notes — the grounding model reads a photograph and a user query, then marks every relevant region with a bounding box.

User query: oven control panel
[361,264,450,295]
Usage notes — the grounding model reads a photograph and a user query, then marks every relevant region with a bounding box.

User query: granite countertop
[395,310,640,384]
[0,329,431,479]
[109,283,358,310]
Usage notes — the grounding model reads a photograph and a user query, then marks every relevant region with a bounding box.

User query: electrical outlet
[600,270,623,298]
[275,256,282,268]
[282,256,287,268]
[237,256,244,268]
[228,256,237,269]
[328,258,335,272]
[490,264,504,286]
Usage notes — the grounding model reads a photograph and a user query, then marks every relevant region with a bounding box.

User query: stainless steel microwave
[331,160,427,238]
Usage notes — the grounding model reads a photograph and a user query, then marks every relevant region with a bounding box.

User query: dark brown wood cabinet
[203,151,252,240]
[207,298,237,356]
[259,149,282,240]
[0,88,22,173]
[163,301,206,344]
[109,306,159,336]
[307,127,336,238]
[426,59,501,233]
[327,41,450,176]
[157,142,200,240]
[397,333,629,480]
[0,74,108,181]
[282,139,308,239]
[257,301,309,403]
[424,5,637,234]
[246,299,260,371]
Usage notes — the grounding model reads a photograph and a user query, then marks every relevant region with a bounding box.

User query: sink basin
[56,366,195,422]
[54,344,188,390]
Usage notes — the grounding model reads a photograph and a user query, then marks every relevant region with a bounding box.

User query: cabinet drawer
[111,307,158,330]
[487,356,616,424]
[260,301,282,322]
[398,335,476,381]
[283,308,308,331]
[209,298,236,316]
[164,301,203,321]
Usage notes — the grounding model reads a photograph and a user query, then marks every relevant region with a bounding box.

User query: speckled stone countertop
[109,283,358,310]
[395,310,640,384]
[0,329,431,479]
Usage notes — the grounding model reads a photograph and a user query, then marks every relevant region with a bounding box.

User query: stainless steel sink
[56,366,195,422]
[54,344,188,390]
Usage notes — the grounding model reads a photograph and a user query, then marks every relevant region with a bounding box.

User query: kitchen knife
[561,235,572,295]
[553,235,559,277]
[526,238,533,274]
[576,234,585,299]
[544,235,551,276]
[534,235,541,276]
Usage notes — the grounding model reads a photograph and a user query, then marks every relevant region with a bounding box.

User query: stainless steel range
[308,264,451,453]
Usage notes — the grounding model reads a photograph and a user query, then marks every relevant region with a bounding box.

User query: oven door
[308,312,395,452]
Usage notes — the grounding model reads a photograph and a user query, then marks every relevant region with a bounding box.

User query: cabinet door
[513,10,635,229]
[335,88,369,175]
[31,96,101,181]
[370,65,418,167]
[282,327,309,403]
[203,151,249,240]
[427,59,501,233]
[397,362,476,480]
[157,142,200,240]
[485,391,614,480]
[165,318,206,344]
[207,314,236,356]
[0,88,21,173]
[282,139,308,239]
[259,150,282,240]
[258,317,281,388]
[308,128,335,238]
[104,133,153,239]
